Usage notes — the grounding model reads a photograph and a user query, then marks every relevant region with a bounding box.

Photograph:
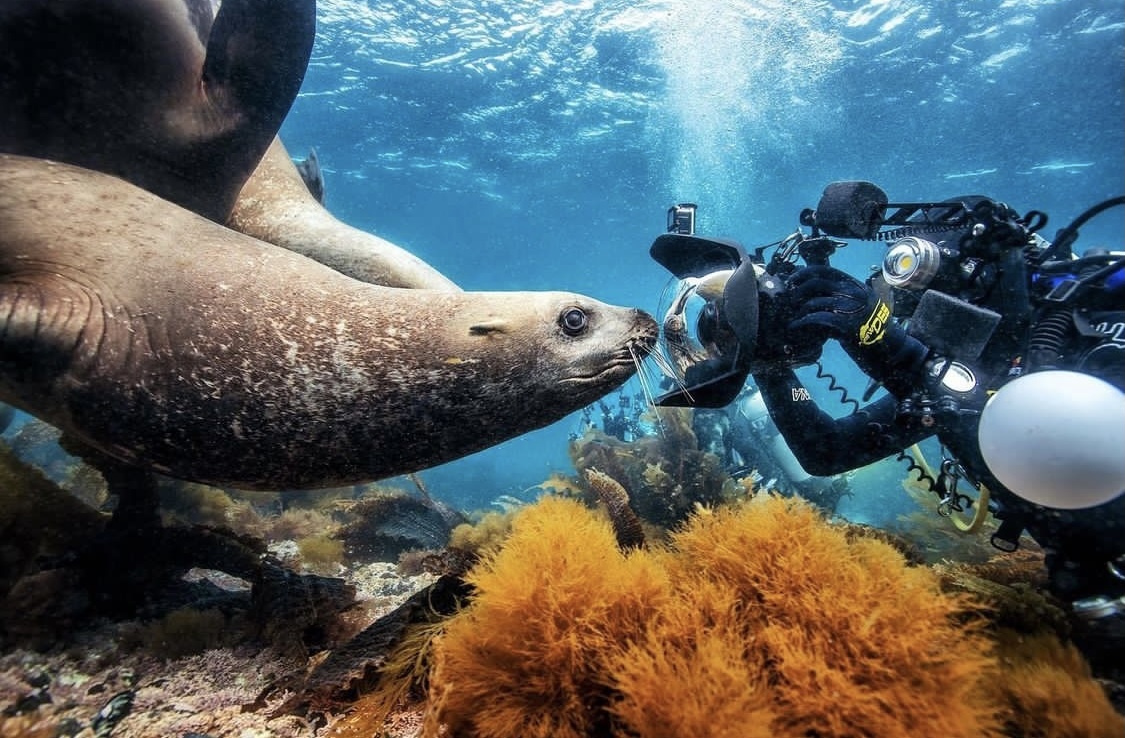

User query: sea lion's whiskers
[629,344,657,411]
[644,341,692,403]
[646,343,681,382]
[629,343,681,438]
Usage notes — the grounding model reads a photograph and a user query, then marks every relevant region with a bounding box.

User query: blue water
[277,0,1124,516]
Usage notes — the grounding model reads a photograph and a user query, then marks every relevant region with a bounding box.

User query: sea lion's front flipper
[201,0,315,144]
[189,0,317,219]
[0,0,316,224]
[295,148,325,204]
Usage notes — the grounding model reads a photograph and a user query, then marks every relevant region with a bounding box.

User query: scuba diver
[576,388,648,442]
[650,186,1125,647]
[693,386,853,512]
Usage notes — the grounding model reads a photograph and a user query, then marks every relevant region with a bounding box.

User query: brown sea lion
[0,0,460,290]
[0,154,657,490]
[231,138,461,290]
[0,0,316,223]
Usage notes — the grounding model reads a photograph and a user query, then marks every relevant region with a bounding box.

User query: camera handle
[753,231,845,277]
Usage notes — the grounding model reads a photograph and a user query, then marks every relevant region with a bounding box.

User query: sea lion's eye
[559,307,589,336]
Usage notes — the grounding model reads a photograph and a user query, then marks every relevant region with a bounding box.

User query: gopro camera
[667,203,697,235]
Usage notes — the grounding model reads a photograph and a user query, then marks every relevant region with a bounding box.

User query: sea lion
[294,147,325,204]
[0,154,657,490]
[1,0,460,290]
[0,0,316,223]
[232,138,461,290]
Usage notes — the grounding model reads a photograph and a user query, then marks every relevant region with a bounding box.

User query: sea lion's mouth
[562,335,657,386]
[563,358,637,385]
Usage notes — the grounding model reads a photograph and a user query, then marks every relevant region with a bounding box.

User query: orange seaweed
[423,495,1006,738]
[988,629,1125,738]
[425,496,669,738]
[668,497,1001,737]
[606,577,778,738]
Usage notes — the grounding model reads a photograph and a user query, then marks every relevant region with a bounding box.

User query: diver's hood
[651,234,760,408]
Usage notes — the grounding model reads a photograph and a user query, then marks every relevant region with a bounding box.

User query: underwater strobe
[977,371,1125,509]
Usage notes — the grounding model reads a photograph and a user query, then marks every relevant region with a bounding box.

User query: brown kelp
[422,495,1003,738]
[566,408,742,529]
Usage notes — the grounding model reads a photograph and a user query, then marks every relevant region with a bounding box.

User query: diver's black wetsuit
[753,306,1125,603]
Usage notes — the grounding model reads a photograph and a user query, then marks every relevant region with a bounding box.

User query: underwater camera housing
[649,224,756,407]
[649,189,888,407]
[648,182,1125,408]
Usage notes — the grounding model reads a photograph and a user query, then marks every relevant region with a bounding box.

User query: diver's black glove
[784,265,930,396]
[749,277,825,373]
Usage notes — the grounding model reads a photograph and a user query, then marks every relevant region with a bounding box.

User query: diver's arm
[753,367,932,476]
[841,328,931,399]
[781,265,930,398]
